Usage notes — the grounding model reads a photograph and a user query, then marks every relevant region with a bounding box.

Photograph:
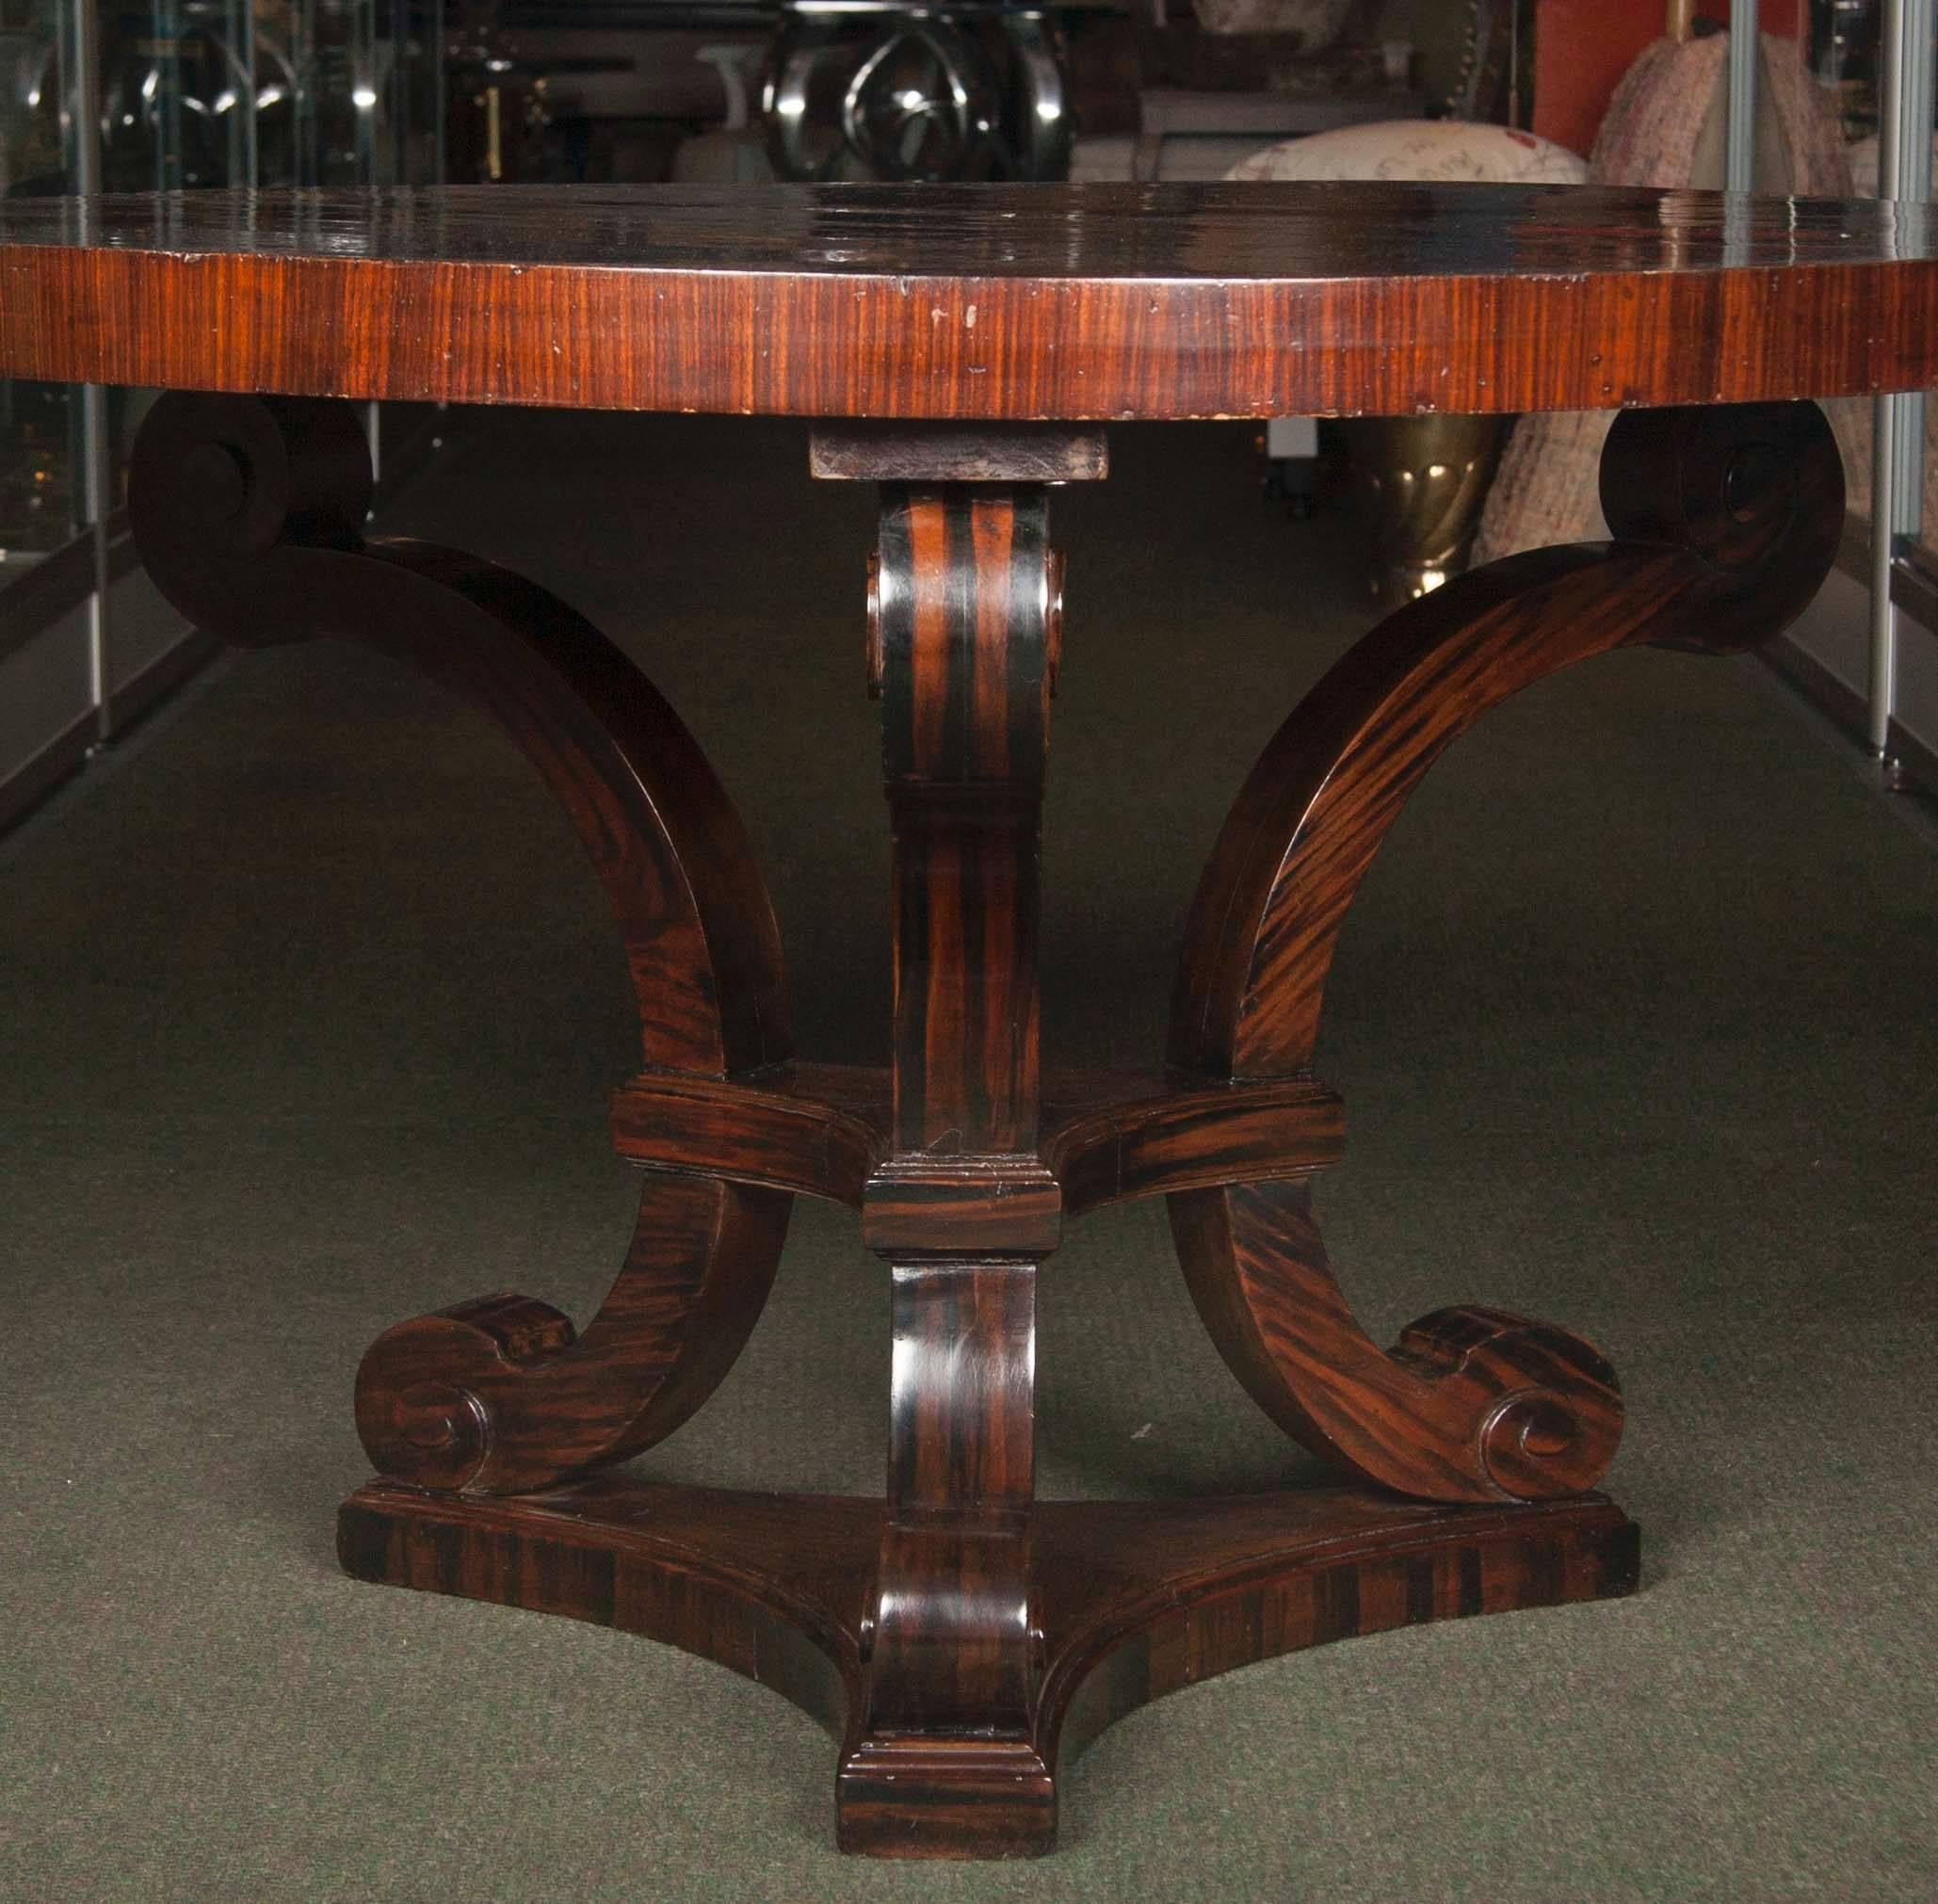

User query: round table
[4,180,1933,1859]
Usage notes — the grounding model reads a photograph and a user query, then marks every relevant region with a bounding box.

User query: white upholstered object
[1223,120,1591,187]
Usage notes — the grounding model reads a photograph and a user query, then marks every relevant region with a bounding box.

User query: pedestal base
[338,1476,1639,1858]
[121,395,1838,1862]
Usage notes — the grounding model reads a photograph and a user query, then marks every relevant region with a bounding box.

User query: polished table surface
[6,181,1938,417]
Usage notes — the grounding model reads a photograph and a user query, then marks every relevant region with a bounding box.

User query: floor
[3,411,1934,1901]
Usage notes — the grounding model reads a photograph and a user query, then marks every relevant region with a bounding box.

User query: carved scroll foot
[1171,1180,1622,1502]
[130,392,795,1493]
[352,1175,790,1493]
[1169,403,1845,1504]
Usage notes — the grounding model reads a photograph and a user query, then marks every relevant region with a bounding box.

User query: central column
[813,423,1101,1857]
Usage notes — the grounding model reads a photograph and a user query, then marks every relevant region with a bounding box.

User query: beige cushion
[1225,121,1591,187]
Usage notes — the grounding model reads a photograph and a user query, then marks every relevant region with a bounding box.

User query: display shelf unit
[0,0,445,831]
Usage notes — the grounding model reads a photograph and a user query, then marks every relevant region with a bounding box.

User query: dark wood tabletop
[7,180,1938,421]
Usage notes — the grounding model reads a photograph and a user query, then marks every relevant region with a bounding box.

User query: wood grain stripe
[11,185,1938,417]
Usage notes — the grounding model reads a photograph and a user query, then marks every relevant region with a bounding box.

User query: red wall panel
[1533,1,1802,158]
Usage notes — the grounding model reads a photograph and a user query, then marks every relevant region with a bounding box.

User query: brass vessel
[1341,413,1510,608]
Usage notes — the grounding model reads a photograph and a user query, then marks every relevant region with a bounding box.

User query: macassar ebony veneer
[8,181,1938,418]
[12,178,1916,1859]
[112,372,1846,1856]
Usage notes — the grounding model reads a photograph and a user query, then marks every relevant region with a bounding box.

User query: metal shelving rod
[1871,391,1901,755]
[1726,0,1760,192]
[60,0,114,743]
[1871,0,1936,759]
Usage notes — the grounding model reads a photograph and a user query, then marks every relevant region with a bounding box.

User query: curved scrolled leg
[348,1173,789,1493]
[1169,402,1844,1503]
[130,392,793,1493]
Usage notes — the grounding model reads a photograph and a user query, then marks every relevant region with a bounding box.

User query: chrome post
[1871,390,1900,758]
[1870,0,1936,759]
[60,0,114,743]
[1725,0,1759,193]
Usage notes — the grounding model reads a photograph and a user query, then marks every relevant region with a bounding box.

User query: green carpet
[4,413,1933,1901]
